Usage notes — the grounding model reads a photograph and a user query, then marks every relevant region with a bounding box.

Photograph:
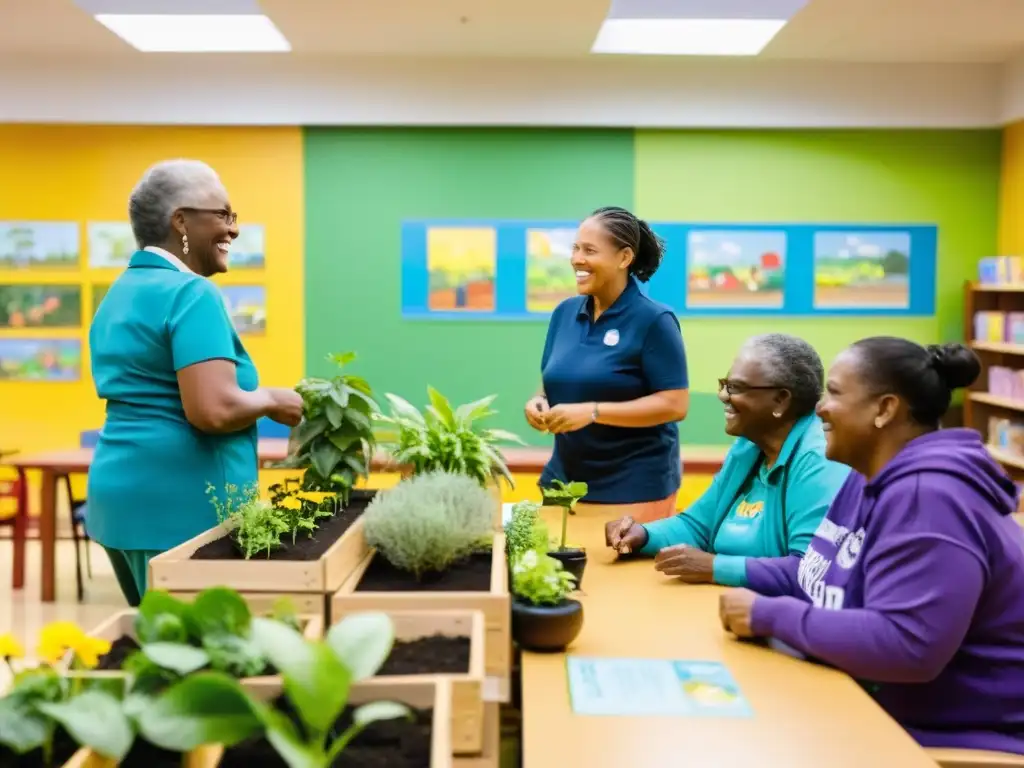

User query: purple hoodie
[748,429,1024,754]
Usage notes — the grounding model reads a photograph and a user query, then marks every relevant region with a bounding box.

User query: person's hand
[545,402,595,434]
[653,544,715,584]
[524,395,549,432]
[605,515,648,555]
[265,387,304,427]
[719,588,759,638]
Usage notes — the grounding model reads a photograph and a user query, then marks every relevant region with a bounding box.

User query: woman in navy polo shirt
[525,206,689,522]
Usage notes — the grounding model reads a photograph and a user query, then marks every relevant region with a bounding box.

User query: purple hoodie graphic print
[747,428,1024,754]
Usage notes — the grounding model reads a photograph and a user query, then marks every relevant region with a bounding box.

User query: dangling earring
[182,233,189,255]
[874,417,884,428]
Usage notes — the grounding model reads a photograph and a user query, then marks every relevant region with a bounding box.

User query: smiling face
[718,348,790,440]
[174,182,238,276]
[571,216,633,298]
[816,348,891,470]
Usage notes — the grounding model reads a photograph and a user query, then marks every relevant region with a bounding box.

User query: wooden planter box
[366,610,485,755]
[238,678,453,767]
[149,516,369,595]
[165,592,327,626]
[82,609,325,689]
[63,746,219,768]
[331,536,510,701]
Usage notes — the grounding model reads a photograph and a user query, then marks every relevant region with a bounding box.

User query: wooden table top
[3,442,728,475]
[520,509,938,768]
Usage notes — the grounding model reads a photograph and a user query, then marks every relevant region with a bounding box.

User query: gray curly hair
[742,333,824,417]
[128,159,223,248]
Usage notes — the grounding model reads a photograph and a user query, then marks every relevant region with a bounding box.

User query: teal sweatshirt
[639,414,849,586]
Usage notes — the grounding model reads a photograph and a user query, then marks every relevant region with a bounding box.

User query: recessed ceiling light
[591,18,787,56]
[94,13,290,52]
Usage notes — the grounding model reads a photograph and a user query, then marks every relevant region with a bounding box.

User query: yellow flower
[37,622,111,668]
[277,496,303,511]
[297,492,334,504]
[0,633,24,659]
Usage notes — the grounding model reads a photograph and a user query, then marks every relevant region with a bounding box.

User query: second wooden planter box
[331,535,510,701]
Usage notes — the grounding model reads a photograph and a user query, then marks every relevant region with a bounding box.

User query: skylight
[591,18,788,56]
[94,13,290,53]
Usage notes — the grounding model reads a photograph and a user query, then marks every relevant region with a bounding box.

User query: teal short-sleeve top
[86,249,259,552]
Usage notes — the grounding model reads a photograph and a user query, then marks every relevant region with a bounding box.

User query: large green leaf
[135,591,192,643]
[384,393,426,425]
[454,395,497,425]
[345,409,373,434]
[324,400,344,428]
[142,643,210,676]
[294,417,330,452]
[426,386,456,428]
[136,673,262,751]
[0,697,50,754]
[346,375,373,396]
[192,587,252,637]
[353,701,411,726]
[485,428,526,445]
[311,441,343,480]
[38,691,133,762]
[328,382,350,409]
[326,613,394,682]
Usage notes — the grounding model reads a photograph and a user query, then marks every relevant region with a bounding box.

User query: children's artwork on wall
[92,284,112,316]
[87,222,136,268]
[0,222,79,269]
[686,230,786,308]
[0,338,82,381]
[526,228,577,313]
[230,225,265,269]
[221,285,267,334]
[813,230,911,309]
[426,226,496,311]
[0,284,81,328]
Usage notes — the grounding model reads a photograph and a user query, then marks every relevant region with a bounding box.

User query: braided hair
[588,206,665,283]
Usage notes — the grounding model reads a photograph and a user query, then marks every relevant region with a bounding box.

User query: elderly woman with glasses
[606,333,849,588]
[87,159,304,607]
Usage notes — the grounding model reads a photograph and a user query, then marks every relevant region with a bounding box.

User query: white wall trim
[0,55,1006,128]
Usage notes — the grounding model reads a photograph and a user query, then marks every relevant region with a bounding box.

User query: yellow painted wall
[1000,121,1024,252]
[0,125,305,511]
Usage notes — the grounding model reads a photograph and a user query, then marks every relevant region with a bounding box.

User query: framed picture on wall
[813,230,911,309]
[0,284,82,328]
[685,229,787,309]
[221,285,266,334]
[525,227,576,313]
[88,222,136,268]
[230,225,265,269]
[0,221,80,269]
[0,338,82,381]
[426,226,496,312]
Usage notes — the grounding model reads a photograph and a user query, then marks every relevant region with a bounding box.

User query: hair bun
[927,343,981,390]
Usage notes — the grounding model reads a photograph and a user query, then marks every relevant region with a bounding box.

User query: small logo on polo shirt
[603,329,620,346]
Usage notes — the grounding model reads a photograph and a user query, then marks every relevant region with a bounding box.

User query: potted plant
[277,351,379,508]
[541,480,589,588]
[137,612,453,767]
[510,550,583,653]
[374,387,523,491]
[331,472,511,689]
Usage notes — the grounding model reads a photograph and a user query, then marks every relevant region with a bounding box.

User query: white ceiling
[1,0,1023,63]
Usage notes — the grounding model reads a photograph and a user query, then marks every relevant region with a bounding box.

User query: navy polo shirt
[539,277,688,504]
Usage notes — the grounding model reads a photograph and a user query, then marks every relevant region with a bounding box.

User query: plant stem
[560,506,568,551]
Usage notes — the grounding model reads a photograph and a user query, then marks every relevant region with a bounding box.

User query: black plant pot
[511,597,584,652]
[549,547,587,589]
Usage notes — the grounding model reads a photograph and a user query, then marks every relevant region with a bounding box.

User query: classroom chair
[0,449,27,590]
[929,748,1024,768]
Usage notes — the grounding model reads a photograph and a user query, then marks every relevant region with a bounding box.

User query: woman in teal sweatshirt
[606,333,849,586]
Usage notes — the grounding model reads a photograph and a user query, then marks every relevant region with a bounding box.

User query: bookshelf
[963,280,1024,478]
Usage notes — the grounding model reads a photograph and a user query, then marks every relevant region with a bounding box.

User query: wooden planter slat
[453,703,500,768]
[166,591,327,625]
[331,535,510,702]
[63,745,220,768]
[231,678,453,767]
[149,516,369,595]
[362,610,485,755]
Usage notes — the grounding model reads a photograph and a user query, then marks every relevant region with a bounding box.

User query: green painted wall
[304,128,634,449]
[304,127,1001,447]
[635,129,1001,443]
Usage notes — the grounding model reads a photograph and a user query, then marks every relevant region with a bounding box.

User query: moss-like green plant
[207,483,290,559]
[277,352,378,504]
[362,471,495,579]
[512,550,576,606]
[375,387,523,489]
[504,501,548,563]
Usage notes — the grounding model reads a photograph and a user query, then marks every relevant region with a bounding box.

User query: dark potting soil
[119,740,186,767]
[378,635,471,676]
[217,700,433,768]
[97,634,140,670]
[355,551,492,593]
[0,728,78,768]
[191,495,371,562]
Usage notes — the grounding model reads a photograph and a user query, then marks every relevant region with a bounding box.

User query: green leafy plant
[504,501,550,562]
[375,387,524,489]
[541,480,588,551]
[511,550,576,606]
[136,613,410,768]
[208,483,290,559]
[362,471,495,580]
[277,352,378,503]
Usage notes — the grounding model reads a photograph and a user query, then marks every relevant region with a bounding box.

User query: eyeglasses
[180,207,238,225]
[718,378,783,396]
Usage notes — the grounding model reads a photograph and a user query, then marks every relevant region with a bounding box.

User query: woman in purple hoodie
[720,337,1024,755]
